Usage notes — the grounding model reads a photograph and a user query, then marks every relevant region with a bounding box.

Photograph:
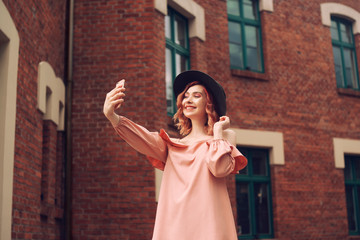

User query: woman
[103,70,247,240]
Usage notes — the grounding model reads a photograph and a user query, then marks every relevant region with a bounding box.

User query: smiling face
[182,84,207,121]
[173,82,219,136]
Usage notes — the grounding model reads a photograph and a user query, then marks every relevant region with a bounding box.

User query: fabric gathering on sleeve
[113,116,168,166]
[206,139,248,176]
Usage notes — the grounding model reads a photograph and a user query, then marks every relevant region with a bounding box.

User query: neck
[187,117,208,138]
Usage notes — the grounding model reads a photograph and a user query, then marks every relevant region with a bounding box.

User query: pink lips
[184,105,196,111]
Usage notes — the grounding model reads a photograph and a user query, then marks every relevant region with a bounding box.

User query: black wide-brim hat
[173,70,226,116]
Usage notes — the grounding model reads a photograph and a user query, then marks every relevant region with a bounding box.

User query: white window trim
[259,0,274,12]
[231,128,285,165]
[320,2,360,34]
[37,61,66,130]
[155,168,163,202]
[0,2,19,240]
[333,138,360,169]
[155,0,205,41]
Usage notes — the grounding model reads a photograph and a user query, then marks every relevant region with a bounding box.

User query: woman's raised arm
[103,79,167,164]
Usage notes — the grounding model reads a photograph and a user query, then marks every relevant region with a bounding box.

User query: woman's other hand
[214,116,230,130]
[213,116,231,140]
[103,79,126,125]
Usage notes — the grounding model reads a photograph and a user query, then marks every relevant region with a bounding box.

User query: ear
[223,129,236,146]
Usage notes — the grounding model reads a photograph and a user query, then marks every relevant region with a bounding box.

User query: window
[227,0,264,72]
[165,8,190,115]
[344,155,360,235]
[236,147,274,239]
[330,17,359,90]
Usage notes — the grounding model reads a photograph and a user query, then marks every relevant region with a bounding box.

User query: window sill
[337,88,360,98]
[348,235,360,239]
[231,69,269,81]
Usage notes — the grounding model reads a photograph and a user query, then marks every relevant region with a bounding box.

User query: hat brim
[173,70,226,116]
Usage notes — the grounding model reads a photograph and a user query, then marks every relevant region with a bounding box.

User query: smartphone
[116,79,125,88]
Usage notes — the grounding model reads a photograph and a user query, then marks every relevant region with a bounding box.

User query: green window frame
[227,0,264,72]
[165,8,190,116]
[330,17,360,90]
[236,147,274,239]
[344,155,360,235]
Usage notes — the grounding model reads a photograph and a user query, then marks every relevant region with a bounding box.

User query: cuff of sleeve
[233,155,247,174]
[112,116,125,128]
[207,139,248,174]
[147,156,165,171]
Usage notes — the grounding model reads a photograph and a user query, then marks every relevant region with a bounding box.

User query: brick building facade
[1,0,360,239]
[1,0,67,239]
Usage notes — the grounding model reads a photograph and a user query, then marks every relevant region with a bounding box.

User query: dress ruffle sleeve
[147,129,182,171]
[113,116,168,169]
[206,139,247,177]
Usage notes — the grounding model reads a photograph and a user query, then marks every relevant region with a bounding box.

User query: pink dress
[113,116,247,240]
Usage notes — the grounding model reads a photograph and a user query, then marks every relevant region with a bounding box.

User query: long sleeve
[206,139,247,177]
[113,116,167,164]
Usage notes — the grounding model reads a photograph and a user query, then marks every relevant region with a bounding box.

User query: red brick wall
[71,0,165,239]
[3,0,67,239]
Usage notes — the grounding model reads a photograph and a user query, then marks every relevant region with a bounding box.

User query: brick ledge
[337,88,360,98]
[231,69,270,81]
